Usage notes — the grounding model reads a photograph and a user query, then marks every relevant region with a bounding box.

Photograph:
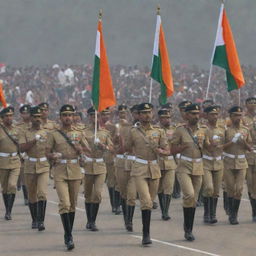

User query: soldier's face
[2,114,13,126]
[230,113,242,125]
[246,104,256,113]
[131,111,139,121]
[207,112,218,123]
[73,115,81,124]
[159,116,170,126]
[139,111,152,123]
[179,109,187,120]
[41,108,49,119]
[20,112,30,121]
[100,113,110,123]
[89,113,99,124]
[119,111,127,120]
[31,115,42,126]
[186,112,199,125]
[60,113,73,125]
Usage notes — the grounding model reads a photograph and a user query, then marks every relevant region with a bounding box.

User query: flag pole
[205,0,225,99]
[238,89,241,106]
[149,78,153,103]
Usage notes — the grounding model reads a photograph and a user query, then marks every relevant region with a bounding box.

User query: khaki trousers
[224,169,246,199]
[202,169,223,197]
[106,163,117,188]
[115,168,136,206]
[25,172,49,203]
[247,165,256,199]
[0,168,20,194]
[177,172,202,207]
[134,176,159,210]
[158,169,175,195]
[84,173,106,203]
[55,179,81,214]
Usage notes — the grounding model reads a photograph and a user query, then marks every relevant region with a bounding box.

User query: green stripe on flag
[213,45,238,91]
[92,56,100,110]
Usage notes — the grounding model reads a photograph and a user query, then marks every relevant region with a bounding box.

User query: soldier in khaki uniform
[243,97,256,221]
[202,106,225,224]
[171,103,204,241]
[125,103,169,245]
[73,111,87,130]
[0,106,21,220]
[83,107,113,231]
[16,104,31,205]
[46,104,90,250]
[19,106,50,231]
[223,106,252,225]
[157,109,177,221]
[38,102,59,130]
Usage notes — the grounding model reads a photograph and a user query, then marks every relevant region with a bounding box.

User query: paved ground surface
[0,181,255,256]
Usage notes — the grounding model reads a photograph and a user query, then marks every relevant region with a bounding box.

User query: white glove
[35,134,41,141]
[212,135,220,140]
[232,133,241,143]
[95,137,100,144]
[54,152,62,159]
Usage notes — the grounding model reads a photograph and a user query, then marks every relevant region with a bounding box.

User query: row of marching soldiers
[0,97,256,250]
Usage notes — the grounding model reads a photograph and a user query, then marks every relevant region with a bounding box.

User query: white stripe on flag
[95,31,101,58]
[215,4,225,46]
[152,15,161,57]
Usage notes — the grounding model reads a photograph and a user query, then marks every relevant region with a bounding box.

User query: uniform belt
[85,157,104,163]
[116,154,125,159]
[116,154,135,161]
[127,155,136,160]
[180,155,202,163]
[135,158,157,164]
[0,152,18,157]
[223,152,245,159]
[176,153,181,159]
[253,150,256,154]
[60,159,78,164]
[203,155,222,161]
[28,157,47,162]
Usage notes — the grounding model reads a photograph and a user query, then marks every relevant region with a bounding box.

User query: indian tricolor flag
[92,13,116,111]
[0,80,7,108]
[150,11,174,105]
[212,3,245,91]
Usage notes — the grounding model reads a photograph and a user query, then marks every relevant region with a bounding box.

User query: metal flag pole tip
[99,9,103,19]
[157,5,160,15]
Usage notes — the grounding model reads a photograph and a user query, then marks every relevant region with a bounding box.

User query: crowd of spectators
[0,63,255,120]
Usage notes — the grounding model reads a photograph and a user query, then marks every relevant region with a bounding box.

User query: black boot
[223,191,229,215]
[203,197,210,223]
[141,210,152,245]
[28,202,38,229]
[108,187,115,213]
[69,212,75,232]
[37,200,46,231]
[121,198,127,228]
[5,194,15,220]
[230,199,240,225]
[158,193,164,219]
[2,194,8,218]
[60,213,74,250]
[172,176,181,198]
[162,194,171,220]
[126,205,135,232]
[85,203,92,229]
[22,185,29,205]
[209,197,218,224]
[249,194,256,222]
[183,207,195,241]
[114,190,121,215]
[90,203,99,231]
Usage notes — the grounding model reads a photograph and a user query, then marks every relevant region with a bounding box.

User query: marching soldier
[46,104,90,250]
[73,111,87,130]
[157,109,177,221]
[16,104,31,205]
[125,103,169,245]
[19,106,50,231]
[83,107,113,231]
[223,106,252,225]
[202,106,225,224]
[243,97,256,221]
[171,103,204,241]
[0,106,21,220]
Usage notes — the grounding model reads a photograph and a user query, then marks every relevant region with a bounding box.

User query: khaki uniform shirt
[46,127,89,181]
[16,121,31,160]
[0,125,21,169]
[19,127,50,174]
[223,125,251,169]
[83,125,113,175]
[171,125,205,175]
[42,119,59,131]
[203,124,225,171]
[103,121,116,164]
[126,124,168,179]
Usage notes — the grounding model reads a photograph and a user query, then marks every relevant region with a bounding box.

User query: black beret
[184,103,201,112]
[38,102,49,110]
[0,106,14,116]
[19,104,31,113]
[202,100,214,108]
[229,106,243,114]
[161,102,172,109]
[30,106,42,116]
[59,104,75,114]
[158,109,170,117]
[130,104,139,113]
[137,103,154,112]
[178,100,192,109]
[204,105,219,113]
[246,97,256,104]
[118,104,128,112]
[87,107,96,115]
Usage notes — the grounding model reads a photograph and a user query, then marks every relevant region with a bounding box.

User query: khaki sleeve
[171,128,182,145]
[124,128,134,152]
[159,129,169,149]
[46,131,55,151]
[18,130,27,144]
[80,133,91,151]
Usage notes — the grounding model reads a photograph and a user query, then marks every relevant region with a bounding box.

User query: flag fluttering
[150,7,174,105]
[91,11,116,111]
[212,3,245,91]
[0,80,7,108]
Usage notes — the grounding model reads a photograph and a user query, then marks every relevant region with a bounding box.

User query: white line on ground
[132,235,221,256]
